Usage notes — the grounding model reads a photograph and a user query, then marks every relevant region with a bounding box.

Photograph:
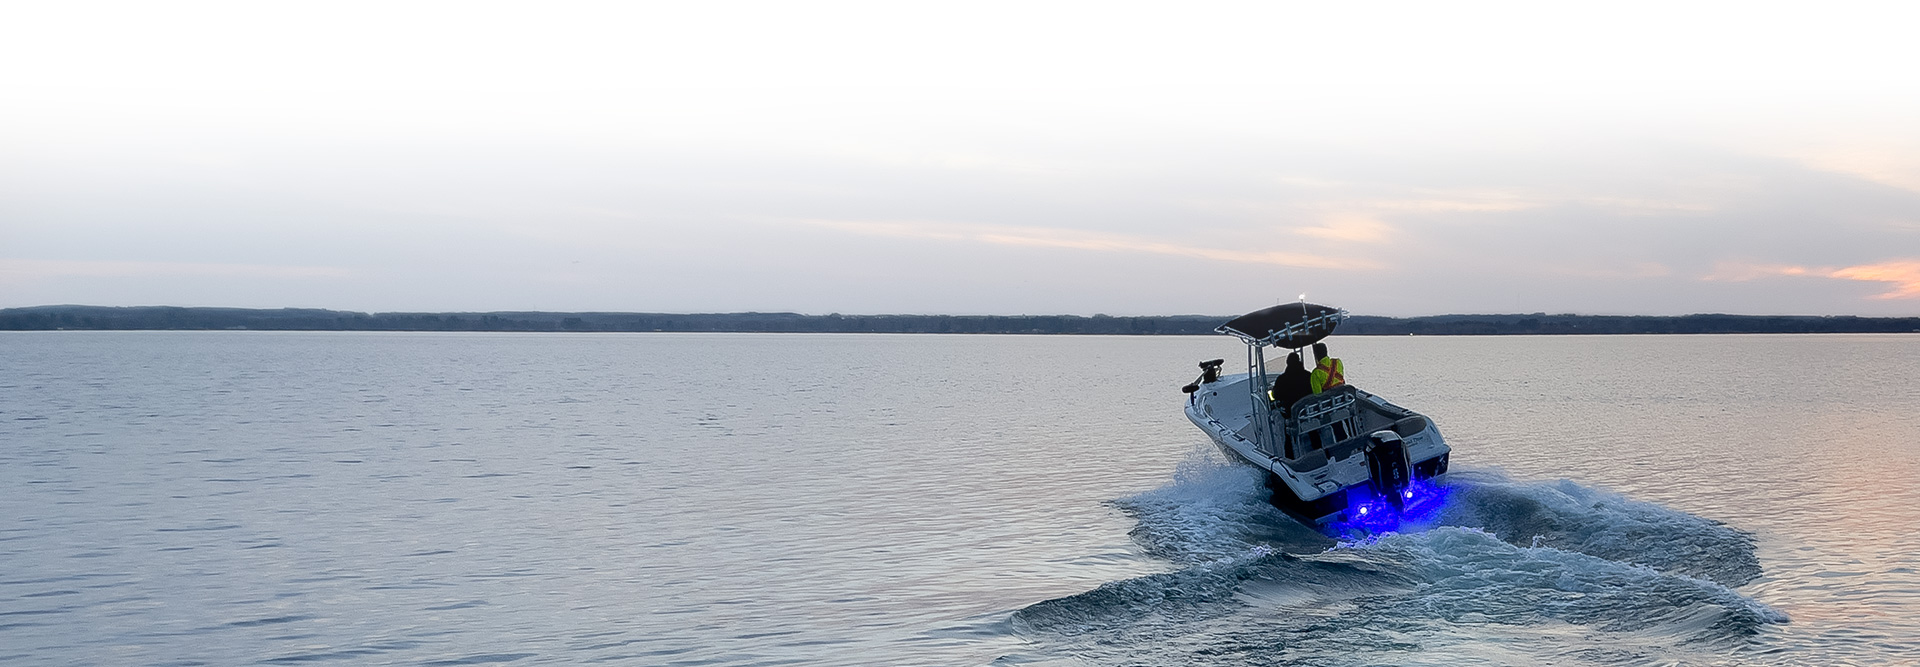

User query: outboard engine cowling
[1366,431,1413,513]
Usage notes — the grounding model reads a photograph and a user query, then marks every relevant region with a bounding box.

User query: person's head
[1286,351,1304,370]
[1312,342,1329,361]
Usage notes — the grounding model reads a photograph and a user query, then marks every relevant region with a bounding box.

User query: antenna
[1297,294,1308,352]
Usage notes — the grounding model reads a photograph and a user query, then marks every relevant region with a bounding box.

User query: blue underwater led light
[1329,478,1450,536]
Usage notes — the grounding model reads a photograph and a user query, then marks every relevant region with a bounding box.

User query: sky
[3,1,1919,317]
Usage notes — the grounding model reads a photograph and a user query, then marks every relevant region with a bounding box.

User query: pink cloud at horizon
[1708,260,1920,300]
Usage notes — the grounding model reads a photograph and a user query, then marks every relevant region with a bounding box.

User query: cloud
[796,219,1376,270]
[1293,215,1393,243]
[1831,261,1920,299]
[0,259,353,282]
[1358,191,1718,216]
[1706,259,1920,299]
[1781,145,1920,195]
[1702,262,1819,282]
[1367,190,1544,213]
[1272,189,1711,229]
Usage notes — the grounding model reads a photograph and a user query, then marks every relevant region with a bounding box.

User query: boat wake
[1008,448,1785,666]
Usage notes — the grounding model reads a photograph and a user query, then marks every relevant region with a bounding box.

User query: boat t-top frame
[1214,301,1351,459]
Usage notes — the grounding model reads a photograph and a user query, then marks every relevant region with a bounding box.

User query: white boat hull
[1184,372,1450,525]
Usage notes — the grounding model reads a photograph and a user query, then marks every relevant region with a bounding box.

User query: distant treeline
[4,305,1918,335]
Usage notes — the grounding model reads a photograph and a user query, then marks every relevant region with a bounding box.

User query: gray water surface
[3,332,1916,665]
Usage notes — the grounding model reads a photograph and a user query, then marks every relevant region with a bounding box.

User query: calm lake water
[3,332,1916,666]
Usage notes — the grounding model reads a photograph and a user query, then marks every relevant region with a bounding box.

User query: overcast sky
[4,1,1919,316]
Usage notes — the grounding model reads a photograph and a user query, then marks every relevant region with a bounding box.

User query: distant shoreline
[4,305,1918,335]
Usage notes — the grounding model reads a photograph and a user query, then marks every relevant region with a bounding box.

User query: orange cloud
[1294,215,1393,243]
[1830,261,1920,299]
[1706,259,1920,299]
[1703,262,1819,282]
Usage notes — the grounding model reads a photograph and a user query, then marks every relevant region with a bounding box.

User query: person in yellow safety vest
[1310,342,1345,393]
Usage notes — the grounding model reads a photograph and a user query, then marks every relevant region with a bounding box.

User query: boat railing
[1272,386,1362,460]
[1293,388,1358,426]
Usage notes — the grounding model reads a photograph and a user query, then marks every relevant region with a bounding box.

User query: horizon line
[6,304,1920,320]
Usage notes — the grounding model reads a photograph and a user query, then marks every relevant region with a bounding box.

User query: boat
[1182,302,1450,532]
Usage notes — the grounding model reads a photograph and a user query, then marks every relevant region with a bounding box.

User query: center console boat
[1181,302,1451,532]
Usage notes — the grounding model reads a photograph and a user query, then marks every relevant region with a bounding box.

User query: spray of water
[1013,449,1782,665]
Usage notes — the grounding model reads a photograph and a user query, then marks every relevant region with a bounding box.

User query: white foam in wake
[1111,445,1327,564]
[1016,461,1786,665]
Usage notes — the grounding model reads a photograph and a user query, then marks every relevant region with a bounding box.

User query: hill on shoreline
[4,305,1918,335]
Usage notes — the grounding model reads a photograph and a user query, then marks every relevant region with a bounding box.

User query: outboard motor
[1366,431,1413,513]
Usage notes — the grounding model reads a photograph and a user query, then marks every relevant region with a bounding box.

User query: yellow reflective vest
[1310,358,1345,393]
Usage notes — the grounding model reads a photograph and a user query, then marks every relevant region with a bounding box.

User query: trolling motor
[1181,359,1227,394]
[1365,431,1414,513]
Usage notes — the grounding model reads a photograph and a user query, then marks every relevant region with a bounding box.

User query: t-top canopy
[1216,302,1349,348]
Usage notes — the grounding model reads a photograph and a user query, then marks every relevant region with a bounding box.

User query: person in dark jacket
[1270,351,1313,412]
